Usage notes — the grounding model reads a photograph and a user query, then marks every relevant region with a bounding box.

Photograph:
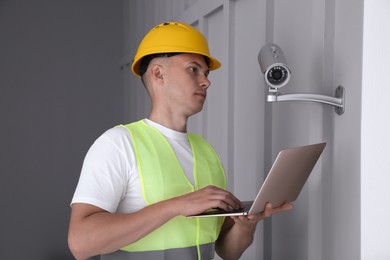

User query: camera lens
[267,66,288,85]
[272,70,283,80]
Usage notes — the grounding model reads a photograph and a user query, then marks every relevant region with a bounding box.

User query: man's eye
[190,67,198,74]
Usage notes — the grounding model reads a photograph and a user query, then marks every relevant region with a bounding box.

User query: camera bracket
[267,85,345,115]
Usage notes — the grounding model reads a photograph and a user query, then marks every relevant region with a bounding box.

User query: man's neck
[148,112,188,133]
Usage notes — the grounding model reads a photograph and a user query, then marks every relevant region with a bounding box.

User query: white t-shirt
[71,119,195,213]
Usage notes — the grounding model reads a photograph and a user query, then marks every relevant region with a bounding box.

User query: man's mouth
[195,92,206,99]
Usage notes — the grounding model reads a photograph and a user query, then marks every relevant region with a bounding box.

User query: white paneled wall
[121,0,388,259]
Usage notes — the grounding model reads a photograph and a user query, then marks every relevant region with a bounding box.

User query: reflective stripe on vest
[116,120,226,259]
[101,242,214,260]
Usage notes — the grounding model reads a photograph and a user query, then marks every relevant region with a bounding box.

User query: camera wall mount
[267,85,345,115]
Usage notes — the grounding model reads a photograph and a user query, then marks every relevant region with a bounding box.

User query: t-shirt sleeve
[71,127,131,213]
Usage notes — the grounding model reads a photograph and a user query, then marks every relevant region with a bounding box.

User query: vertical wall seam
[227,0,235,193]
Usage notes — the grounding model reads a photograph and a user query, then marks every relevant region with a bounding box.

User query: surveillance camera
[258,43,291,89]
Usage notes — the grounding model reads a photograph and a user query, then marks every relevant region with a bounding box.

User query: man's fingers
[200,186,242,210]
[176,185,243,216]
[263,202,293,217]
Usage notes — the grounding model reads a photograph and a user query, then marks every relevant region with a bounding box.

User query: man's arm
[215,202,293,260]
[68,200,177,260]
[68,185,242,260]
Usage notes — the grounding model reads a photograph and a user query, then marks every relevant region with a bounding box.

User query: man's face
[162,53,211,117]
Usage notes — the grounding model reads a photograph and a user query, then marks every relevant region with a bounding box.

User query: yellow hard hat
[131,21,221,77]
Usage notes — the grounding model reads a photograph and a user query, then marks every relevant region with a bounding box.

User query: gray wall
[0,1,123,259]
[122,0,390,259]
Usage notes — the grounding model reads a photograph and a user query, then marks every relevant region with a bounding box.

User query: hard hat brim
[132,52,221,77]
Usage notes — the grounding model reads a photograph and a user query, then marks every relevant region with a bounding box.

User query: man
[68,21,292,260]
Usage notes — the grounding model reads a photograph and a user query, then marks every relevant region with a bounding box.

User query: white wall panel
[271,1,323,258]
[121,0,377,259]
[330,0,363,259]
[204,8,231,176]
[231,1,268,259]
[362,2,390,258]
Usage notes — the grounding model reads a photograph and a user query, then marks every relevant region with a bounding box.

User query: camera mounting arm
[267,85,345,115]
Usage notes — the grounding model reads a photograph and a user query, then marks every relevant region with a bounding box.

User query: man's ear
[149,64,164,80]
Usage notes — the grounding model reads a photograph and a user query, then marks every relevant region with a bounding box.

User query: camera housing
[258,43,291,89]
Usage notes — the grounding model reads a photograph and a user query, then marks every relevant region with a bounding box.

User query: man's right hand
[169,185,243,217]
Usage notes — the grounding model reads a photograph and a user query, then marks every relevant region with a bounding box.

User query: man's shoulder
[103,125,132,140]
[119,120,144,130]
[91,124,133,150]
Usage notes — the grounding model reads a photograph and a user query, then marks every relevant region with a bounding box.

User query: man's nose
[200,76,211,89]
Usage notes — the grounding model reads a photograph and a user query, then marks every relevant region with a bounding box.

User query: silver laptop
[188,142,326,218]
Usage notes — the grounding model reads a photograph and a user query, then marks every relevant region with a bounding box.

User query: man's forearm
[68,200,178,259]
[215,219,257,260]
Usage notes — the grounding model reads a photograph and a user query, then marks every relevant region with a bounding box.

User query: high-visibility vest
[102,120,226,260]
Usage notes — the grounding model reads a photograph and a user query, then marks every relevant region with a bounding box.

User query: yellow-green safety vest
[103,120,226,260]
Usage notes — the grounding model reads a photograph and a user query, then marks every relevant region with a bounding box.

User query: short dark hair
[139,53,181,77]
[139,53,211,77]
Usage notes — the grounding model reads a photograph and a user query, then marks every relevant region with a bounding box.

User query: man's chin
[188,106,204,117]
